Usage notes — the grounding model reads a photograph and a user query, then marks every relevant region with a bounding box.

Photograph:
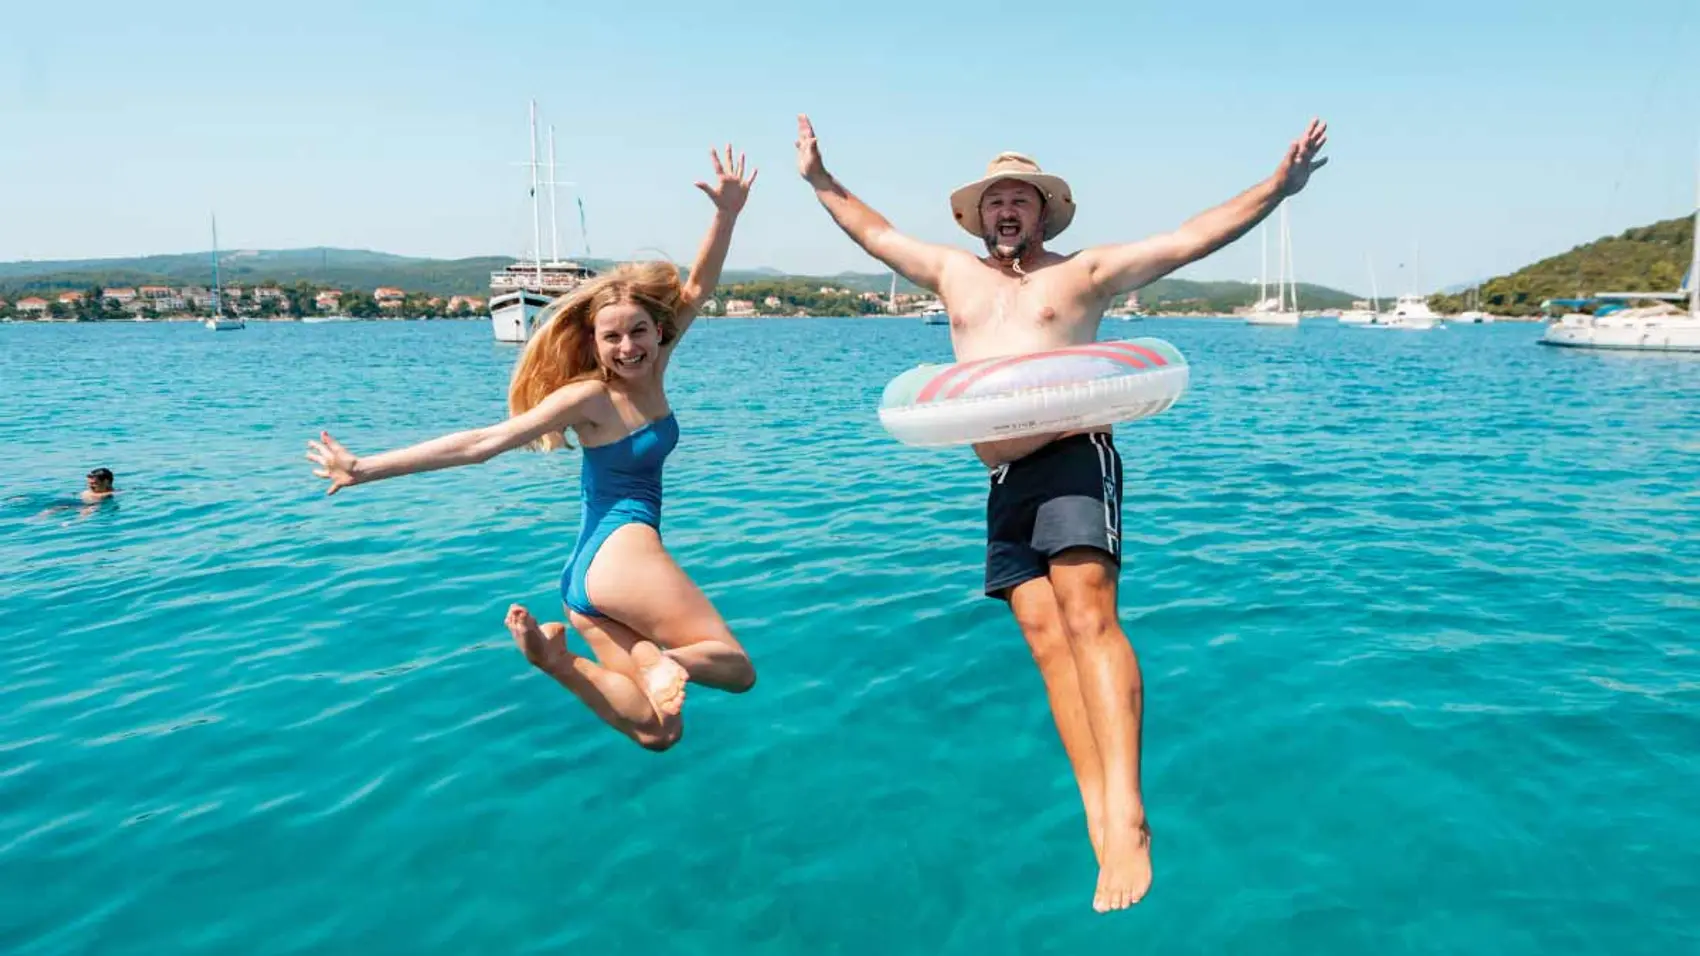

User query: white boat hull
[490,290,556,344]
[1540,315,1700,352]
[1371,294,1442,330]
[1245,312,1300,326]
[205,317,243,331]
[1358,318,1440,331]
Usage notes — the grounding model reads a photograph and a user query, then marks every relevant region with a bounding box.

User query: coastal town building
[1,280,497,321]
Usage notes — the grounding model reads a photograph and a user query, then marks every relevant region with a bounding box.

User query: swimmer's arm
[1082,176,1284,296]
[311,383,597,492]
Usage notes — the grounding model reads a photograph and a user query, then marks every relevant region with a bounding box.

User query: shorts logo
[1091,434,1121,557]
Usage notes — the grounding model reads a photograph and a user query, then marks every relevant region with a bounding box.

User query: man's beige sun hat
[950,152,1076,241]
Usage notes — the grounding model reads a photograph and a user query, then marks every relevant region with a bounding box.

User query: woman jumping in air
[306,146,759,751]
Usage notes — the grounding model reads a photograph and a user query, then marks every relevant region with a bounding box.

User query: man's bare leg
[1007,577,1107,863]
[1048,550,1151,912]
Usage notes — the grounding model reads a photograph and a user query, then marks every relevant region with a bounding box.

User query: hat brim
[951,172,1075,241]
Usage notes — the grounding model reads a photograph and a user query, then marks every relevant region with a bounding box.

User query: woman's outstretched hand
[306,430,360,495]
[695,144,756,214]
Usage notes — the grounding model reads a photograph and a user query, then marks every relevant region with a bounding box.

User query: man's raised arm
[1083,118,1329,298]
[796,114,964,292]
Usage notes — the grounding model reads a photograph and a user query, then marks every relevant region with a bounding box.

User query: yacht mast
[1282,206,1296,312]
[528,100,542,285]
[211,213,222,317]
[1258,224,1267,307]
[548,124,561,265]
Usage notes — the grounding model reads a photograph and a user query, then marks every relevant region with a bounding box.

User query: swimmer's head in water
[507,261,685,450]
[86,468,114,493]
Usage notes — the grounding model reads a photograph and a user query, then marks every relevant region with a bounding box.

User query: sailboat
[488,101,597,344]
[1538,156,1700,352]
[1356,243,1439,331]
[1338,254,1380,325]
[204,214,243,331]
[1452,283,1494,324]
[1245,206,1300,326]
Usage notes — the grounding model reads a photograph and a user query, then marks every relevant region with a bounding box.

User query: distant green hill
[760,272,1362,311]
[0,246,1362,312]
[1430,215,1695,316]
[1137,277,1358,313]
[0,249,524,298]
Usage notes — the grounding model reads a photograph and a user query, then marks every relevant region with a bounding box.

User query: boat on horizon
[1539,162,1699,352]
[1245,207,1300,326]
[204,214,244,332]
[489,100,597,344]
[1348,244,1441,331]
[1357,293,1442,331]
[1339,255,1381,325]
[1450,283,1495,324]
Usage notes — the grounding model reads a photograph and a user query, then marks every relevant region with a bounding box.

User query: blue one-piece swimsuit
[561,412,679,618]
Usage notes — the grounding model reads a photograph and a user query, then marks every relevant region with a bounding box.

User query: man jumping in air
[797,113,1327,911]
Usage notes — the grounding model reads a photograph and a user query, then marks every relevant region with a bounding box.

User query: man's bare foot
[1093,820,1152,913]
[506,604,565,668]
[630,641,687,718]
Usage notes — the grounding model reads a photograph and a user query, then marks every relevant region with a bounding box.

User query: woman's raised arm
[669,144,756,349]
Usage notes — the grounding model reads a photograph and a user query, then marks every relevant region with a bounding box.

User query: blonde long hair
[507,261,685,451]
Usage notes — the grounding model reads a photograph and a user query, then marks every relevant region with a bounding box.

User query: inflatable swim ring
[878,338,1188,446]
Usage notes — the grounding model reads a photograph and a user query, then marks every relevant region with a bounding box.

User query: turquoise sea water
[3,316,1698,954]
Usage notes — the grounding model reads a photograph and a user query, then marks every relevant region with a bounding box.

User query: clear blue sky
[3,0,1695,295]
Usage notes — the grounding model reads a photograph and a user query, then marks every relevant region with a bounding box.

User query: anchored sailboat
[489,100,597,344]
[1245,206,1300,326]
[1539,158,1700,352]
[1339,254,1380,325]
[205,214,243,331]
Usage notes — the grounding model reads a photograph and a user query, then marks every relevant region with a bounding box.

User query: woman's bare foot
[1093,819,1152,913]
[506,604,565,669]
[630,641,687,717]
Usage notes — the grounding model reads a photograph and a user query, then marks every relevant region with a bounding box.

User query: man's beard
[983,226,1031,262]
